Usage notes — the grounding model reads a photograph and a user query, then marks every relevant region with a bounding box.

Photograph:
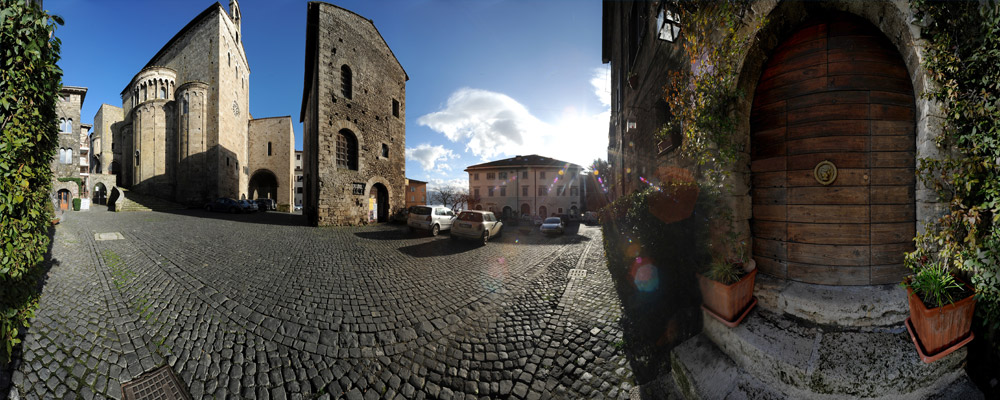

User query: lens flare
[632,263,659,293]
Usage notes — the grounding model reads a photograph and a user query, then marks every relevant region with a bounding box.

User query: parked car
[584,211,599,225]
[540,217,565,235]
[451,210,503,244]
[205,198,242,213]
[255,198,276,211]
[533,215,544,226]
[407,205,456,236]
[239,199,258,212]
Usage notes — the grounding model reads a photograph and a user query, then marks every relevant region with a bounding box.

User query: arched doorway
[369,183,389,223]
[749,13,915,286]
[521,203,530,217]
[502,206,512,220]
[248,170,278,201]
[570,206,578,216]
[538,206,548,218]
[57,189,71,211]
[93,183,107,205]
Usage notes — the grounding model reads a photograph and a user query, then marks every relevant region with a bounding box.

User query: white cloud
[405,143,458,172]
[591,67,611,108]
[417,71,612,169]
[426,177,470,192]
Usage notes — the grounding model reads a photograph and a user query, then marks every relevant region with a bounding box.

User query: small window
[499,172,507,180]
[160,87,166,99]
[226,157,230,166]
[522,186,528,196]
[337,129,358,170]
[486,172,496,180]
[522,171,528,179]
[392,99,400,117]
[341,65,353,99]
[268,142,272,156]
[557,186,565,196]
[182,97,189,114]
[473,173,479,181]
[538,187,548,196]
[297,187,303,194]
[500,187,506,197]
[381,143,389,158]
[474,188,480,198]
[570,186,579,196]
[296,154,301,160]
[297,176,303,182]
[488,187,494,197]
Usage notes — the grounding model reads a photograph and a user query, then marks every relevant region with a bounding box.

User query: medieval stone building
[93,0,294,211]
[51,86,87,211]
[603,0,979,397]
[300,2,408,226]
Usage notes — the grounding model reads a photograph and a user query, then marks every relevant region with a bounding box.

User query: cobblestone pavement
[6,208,638,399]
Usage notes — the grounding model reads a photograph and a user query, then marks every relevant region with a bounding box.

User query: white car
[540,217,565,235]
[407,205,456,236]
[451,210,503,244]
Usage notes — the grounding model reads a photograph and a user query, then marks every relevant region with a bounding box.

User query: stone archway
[369,183,389,223]
[57,189,71,211]
[248,169,278,200]
[502,206,513,220]
[93,183,108,205]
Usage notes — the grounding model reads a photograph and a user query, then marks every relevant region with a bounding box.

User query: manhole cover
[95,232,125,241]
[568,269,588,279]
[121,365,191,400]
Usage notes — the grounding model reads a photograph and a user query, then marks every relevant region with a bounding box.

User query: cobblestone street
[4,209,640,399]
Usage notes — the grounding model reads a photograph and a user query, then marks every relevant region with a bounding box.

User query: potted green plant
[902,257,976,363]
[697,242,757,328]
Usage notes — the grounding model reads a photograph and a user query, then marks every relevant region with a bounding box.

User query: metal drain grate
[122,365,192,400]
[568,269,588,279]
[95,232,125,241]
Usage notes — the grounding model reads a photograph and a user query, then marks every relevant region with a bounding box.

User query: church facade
[94,0,294,210]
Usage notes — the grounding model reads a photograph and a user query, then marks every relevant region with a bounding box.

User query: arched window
[336,129,358,170]
[160,87,167,99]
[182,96,189,114]
[58,118,66,132]
[67,119,72,132]
[341,65,352,99]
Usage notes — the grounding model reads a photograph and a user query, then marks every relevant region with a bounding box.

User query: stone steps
[670,308,983,399]
[115,190,186,212]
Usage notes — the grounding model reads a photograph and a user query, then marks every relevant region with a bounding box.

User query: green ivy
[661,1,766,190]
[906,0,1000,344]
[0,0,63,362]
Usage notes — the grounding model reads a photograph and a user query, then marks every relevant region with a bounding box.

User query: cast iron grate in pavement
[121,365,192,400]
[568,269,588,279]
[95,232,125,241]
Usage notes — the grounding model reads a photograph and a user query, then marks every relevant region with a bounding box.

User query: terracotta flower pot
[906,280,976,357]
[698,265,757,326]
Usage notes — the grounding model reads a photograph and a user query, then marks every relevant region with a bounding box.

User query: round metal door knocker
[814,160,837,186]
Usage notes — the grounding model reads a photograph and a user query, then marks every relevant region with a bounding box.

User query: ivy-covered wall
[0,1,63,361]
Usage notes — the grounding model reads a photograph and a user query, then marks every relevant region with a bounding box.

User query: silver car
[540,217,565,235]
[451,210,503,244]
[407,205,456,236]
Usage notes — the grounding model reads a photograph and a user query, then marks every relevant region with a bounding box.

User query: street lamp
[656,5,681,43]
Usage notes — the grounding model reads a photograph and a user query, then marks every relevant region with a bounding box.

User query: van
[407,205,456,236]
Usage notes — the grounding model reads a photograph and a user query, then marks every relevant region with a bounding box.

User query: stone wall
[248,116,295,211]
[175,81,211,205]
[92,104,123,175]
[303,2,407,226]
[52,87,85,210]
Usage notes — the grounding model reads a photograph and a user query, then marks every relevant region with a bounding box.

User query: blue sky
[50,0,610,191]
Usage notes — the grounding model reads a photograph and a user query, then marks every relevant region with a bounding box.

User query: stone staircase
[111,188,187,212]
[669,308,983,399]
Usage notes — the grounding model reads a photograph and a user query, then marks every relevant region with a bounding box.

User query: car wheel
[431,224,440,236]
[482,231,489,245]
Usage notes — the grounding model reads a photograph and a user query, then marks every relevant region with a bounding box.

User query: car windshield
[411,206,432,215]
[458,212,483,222]
[544,218,561,224]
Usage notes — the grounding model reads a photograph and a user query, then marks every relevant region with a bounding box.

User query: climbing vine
[0,1,63,361]
[906,0,1000,342]
[660,0,766,193]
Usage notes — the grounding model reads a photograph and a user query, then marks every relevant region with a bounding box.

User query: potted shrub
[72,197,81,211]
[697,245,757,328]
[902,258,976,363]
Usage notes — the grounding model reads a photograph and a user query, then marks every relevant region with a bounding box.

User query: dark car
[255,198,276,211]
[205,198,242,213]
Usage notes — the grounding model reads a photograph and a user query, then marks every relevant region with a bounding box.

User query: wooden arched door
[750,14,915,285]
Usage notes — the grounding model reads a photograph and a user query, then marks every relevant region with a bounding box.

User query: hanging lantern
[656,5,681,43]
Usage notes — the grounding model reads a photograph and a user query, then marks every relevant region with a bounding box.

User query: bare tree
[430,185,469,211]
